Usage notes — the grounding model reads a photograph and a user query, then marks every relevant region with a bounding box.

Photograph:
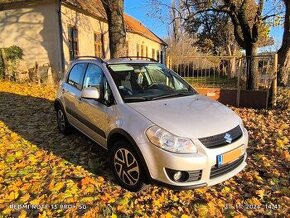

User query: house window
[68,26,78,60]
[152,49,155,60]
[141,45,144,57]
[160,51,163,64]
[94,33,104,58]
[136,44,140,58]
[156,50,160,62]
[146,46,148,57]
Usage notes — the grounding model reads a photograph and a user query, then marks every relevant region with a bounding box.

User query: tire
[56,106,72,135]
[110,140,146,192]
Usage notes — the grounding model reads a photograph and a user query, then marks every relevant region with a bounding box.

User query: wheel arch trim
[54,99,65,111]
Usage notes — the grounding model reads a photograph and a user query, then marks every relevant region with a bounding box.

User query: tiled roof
[124,14,166,45]
[0,0,166,46]
[62,0,106,20]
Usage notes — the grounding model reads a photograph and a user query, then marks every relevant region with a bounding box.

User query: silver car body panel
[127,94,240,138]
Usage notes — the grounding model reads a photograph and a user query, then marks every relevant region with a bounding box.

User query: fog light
[173,171,182,181]
[165,168,190,182]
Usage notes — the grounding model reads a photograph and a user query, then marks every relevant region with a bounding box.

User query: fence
[168,54,276,89]
[167,54,278,108]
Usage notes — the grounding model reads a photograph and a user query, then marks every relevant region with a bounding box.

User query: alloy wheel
[113,148,140,186]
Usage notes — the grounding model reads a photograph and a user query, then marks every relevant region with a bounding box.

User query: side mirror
[81,87,100,100]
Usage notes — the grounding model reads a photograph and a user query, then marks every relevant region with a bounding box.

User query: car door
[77,63,115,147]
[62,63,87,128]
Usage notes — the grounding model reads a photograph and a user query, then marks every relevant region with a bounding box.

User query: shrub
[5,45,23,61]
[0,45,23,80]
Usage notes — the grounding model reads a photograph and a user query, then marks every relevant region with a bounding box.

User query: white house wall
[0,1,62,74]
[126,32,166,63]
[0,2,166,79]
[61,4,110,69]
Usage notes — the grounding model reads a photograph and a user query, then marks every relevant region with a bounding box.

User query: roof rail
[75,56,104,63]
[118,56,158,62]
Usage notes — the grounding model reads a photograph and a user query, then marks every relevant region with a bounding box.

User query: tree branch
[191,7,231,17]
[159,3,185,20]
[229,14,247,48]
[262,11,285,21]
[257,0,264,16]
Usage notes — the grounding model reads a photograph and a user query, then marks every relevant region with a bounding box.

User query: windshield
[108,63,197,103]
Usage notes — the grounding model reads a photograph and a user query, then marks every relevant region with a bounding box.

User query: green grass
[184,76,238,88]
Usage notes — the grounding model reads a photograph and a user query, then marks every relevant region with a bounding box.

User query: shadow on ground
[0,92,113,180]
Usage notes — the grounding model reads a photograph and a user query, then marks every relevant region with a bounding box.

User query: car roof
[106,58,157,65]
[71,56,159,65]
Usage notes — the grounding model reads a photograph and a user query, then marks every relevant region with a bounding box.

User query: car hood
[128,95,240,138]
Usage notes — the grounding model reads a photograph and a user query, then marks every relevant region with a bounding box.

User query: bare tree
[171,0,182,42]
[153,0,282,89]
[101,0,127,58]
[278,0,290,86]
[167,0,199,66]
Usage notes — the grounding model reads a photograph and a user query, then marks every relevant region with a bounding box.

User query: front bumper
[140,127,248,189]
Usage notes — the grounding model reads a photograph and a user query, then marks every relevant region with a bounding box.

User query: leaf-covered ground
[0,81,289,218]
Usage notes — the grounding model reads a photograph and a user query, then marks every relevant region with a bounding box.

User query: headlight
[146,125,197,153]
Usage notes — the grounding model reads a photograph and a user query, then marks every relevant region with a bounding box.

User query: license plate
[217,146,244,167]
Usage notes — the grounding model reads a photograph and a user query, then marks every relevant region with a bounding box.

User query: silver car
[55,56,248,191]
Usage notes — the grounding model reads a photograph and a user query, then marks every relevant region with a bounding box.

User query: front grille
[198,125,243,148]
[210,154,244,179]
[188,170,202,182]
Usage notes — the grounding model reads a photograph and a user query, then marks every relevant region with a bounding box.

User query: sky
[124,0,285,52]
[124,0,171,37]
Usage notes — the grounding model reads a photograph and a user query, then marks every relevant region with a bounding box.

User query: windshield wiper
[123,96,151,102]
[152,92,194,100]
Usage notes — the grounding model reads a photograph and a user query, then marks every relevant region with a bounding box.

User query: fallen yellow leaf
[52,182,65,192]
[19,193,30,203]
[30,198,41,205]
[18,210,27,218]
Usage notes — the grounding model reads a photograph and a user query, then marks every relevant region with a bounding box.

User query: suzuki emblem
[224,133,232,143]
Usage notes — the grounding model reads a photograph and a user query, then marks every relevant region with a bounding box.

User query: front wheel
[110,141,146,192]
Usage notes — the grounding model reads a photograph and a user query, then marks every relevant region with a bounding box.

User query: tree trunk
[226,44,237,79]
[101,0,127,58]
[277,0,290,86]
[245,43,259,90]
[227,57,236,78]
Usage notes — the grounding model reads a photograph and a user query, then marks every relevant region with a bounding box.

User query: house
[0,0,167,81]
[124,14,167,63]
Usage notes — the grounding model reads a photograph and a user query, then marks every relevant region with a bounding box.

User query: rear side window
[67,63,87,89]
